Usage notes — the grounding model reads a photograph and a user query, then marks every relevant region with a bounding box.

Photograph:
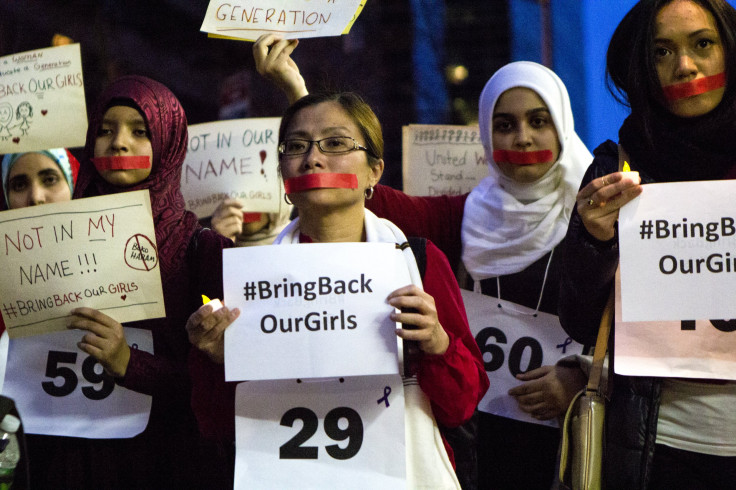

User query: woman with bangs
[559,1,736,488]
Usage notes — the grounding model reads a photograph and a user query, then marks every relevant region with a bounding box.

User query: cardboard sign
[461,289,583,426]
[402,124,487,196]
[619,180,736,322]
[3,327,153,438]
[234,375,405,489]
[181,118,284,218]
[223,243,411,381]
[614,270,736,380]
[200,0,367,42]
[0,44,87,153]
[0,190,165,338]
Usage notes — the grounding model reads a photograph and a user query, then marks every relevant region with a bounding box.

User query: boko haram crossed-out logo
[124,234,158,271]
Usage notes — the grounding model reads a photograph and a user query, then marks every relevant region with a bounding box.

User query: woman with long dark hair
[559,1,736,488]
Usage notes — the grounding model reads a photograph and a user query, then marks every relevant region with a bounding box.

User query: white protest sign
[614,270,736,380]
[619,180,736,321]
[234,375,405,489]
[223,243,410,381]
[0,44,87,153]
[181,118,283,218]
[3,327,153,438]
[0,190,165,338]
[402,124,487,196]
[461,289,583,426]
[200,0,367,42]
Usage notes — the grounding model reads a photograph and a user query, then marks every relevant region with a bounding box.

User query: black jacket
[558,140,662,490]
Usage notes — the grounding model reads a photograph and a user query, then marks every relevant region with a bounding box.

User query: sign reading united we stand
[402,124,488,197]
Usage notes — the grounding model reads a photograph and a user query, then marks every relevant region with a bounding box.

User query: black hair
[606,0,736,134]
[278,92,383,168]
[15,101,33,119]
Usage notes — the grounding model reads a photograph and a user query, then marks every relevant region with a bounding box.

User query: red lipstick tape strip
[284,173,358,193]
[662,72,726,101]
[242,212,262,223]
[92,156,151,170]
[493,149,555,165]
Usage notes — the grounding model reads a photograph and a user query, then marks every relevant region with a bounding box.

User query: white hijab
[461,61,591,280]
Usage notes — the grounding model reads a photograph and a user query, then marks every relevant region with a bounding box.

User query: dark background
[0,0,510,187]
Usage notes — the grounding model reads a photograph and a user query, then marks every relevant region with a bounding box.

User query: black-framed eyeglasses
[278,136,376,158]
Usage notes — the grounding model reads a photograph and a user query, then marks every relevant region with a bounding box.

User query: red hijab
[74,75,199,283]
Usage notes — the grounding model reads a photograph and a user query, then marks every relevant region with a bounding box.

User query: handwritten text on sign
[619,180,736,321]
[402,124,488,197]
[0,43,87,153]
[181,117,283,218]
[234,375,405,489]
[3,328,153,438]
[461,290,583,426]
[223,243,411,381]
[200,0,367,42]
[0,190,165,338]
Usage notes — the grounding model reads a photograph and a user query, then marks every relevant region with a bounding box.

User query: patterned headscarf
[1,148,79,208]
[73,75,199,283]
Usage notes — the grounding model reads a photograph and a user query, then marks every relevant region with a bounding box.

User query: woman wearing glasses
[186,91,487,488]
[251,34,592,489]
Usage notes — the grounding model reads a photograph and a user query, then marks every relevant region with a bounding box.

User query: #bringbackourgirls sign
[617,180,736,379]
[618,180,736,322]
[222,242,411,381]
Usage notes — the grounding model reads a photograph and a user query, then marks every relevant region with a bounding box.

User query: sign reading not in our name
[181,117,284,219]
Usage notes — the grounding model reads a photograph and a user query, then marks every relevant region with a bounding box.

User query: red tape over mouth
[92,156,151,171]
[242,212,263,223]
[284,173,359,193]
[493,149,555,165]
[662,72,726,101]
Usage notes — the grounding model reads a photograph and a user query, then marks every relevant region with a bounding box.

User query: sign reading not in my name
[0,190,165,338]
